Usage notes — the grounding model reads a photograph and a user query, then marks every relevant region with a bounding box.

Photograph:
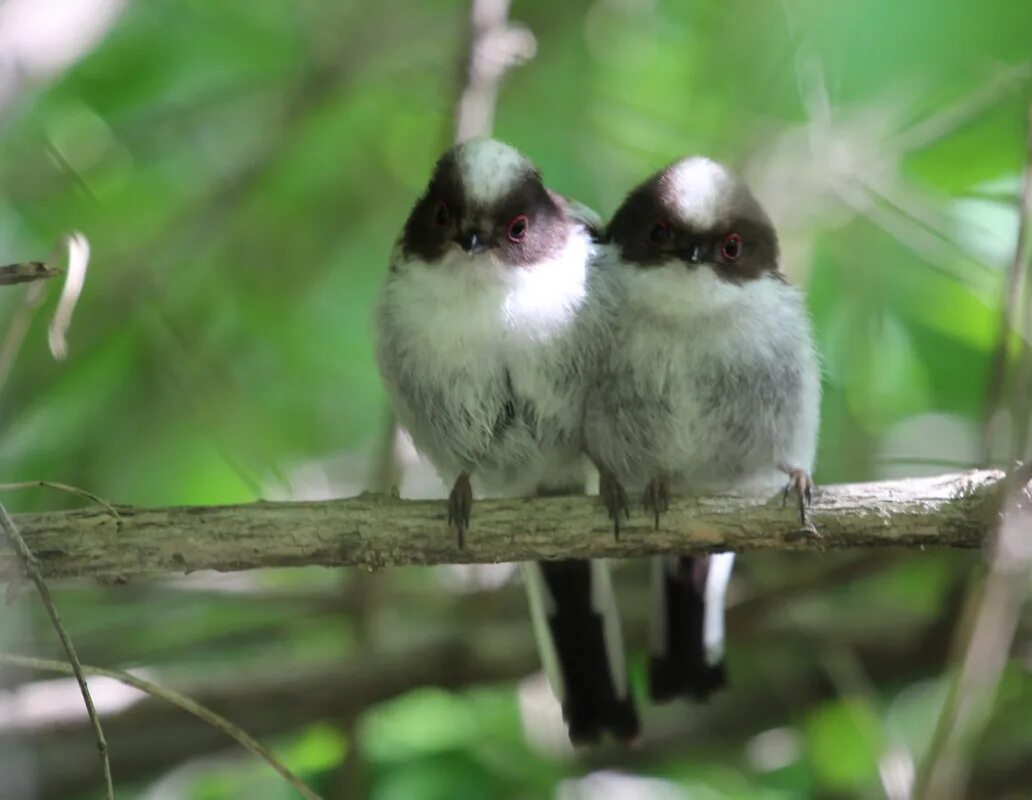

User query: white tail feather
[703,552,735,666]
[521,562,566,703]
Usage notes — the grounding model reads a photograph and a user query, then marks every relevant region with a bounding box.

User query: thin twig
[43,135,99,201]
[1011,105,1032,463]
[367,413,401,498]
[915,97,1032,795]
[0,652,323,800]
[911,471,1031,800]
[0,502,115,800]
[331,413,401,799]
[981,98,1032,464]
[0,233,86,395]
[1,557,974,798]
[892,61,1032,154]
[820,647,914,800]
[856,173,995,279]
[0,261,63,285]
[333,8,530,787]
[781,3,985,290]
[0,281,49,396]
[142,312,268,498]
[0,480,121,522]
[834,179,981,286]
[453,0,535,143]
[47,232,90,360]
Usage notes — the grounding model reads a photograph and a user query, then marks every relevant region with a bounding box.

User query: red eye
[507,214,529,242]
[649,219,669,244]
[722,232,743,261]
[434,200,450,227]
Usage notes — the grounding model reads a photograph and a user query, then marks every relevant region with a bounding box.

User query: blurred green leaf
[804,699,885,793]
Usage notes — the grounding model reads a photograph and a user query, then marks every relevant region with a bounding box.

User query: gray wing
[548,190,604,239]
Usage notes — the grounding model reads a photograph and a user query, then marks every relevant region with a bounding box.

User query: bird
[584,155,821,702]
[374,137,639,744]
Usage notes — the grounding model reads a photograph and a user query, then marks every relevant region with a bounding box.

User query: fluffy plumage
[586,266,819,490]
[374,138,638,743]
[586,156,821,702]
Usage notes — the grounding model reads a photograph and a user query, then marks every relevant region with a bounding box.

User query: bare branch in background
[2,638,513,800]
[0,232,93,393]
[0,261,62,286]
[331,0,537,787]
[453,0,535,143]
[363,0,535,508]
[0,502,115,800]
[0,470,1010,582]
[368,416,402,497]
[833,180,974,282]
[981,98,1032,464]
[47,232,90,361]
[0,281,48,396]
[0,235,112,795]
[0,653,323,800]
[0,480,121,523]
[820,647,915,800]
[1011,100,1032,463]
[916,101,1032,797]
[3,574,972,800]
[892,61,1032,154]
[332,389,402,800]
[913,464,1032,800]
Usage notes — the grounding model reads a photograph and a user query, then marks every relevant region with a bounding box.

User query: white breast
[375,228,598,496]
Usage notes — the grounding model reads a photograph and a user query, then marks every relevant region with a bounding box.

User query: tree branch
[0,470,1007,583]
[0,262,62,286]
[453,0,535,143]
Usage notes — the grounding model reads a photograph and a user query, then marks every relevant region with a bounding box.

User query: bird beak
[461,231,492,255]
[685,244,702,264]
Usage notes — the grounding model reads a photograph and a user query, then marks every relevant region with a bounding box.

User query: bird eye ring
[508,214,529,242]
[649,219,669,244]
[721,232,743,261]
[434,200,450,227]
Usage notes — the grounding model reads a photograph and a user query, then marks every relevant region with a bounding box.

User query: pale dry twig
[0,502,115,800]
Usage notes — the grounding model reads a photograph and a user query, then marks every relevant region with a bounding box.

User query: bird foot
[448,473,473,549]
[599,468,630,541]
[781,466,816,533]
[643,477,670,531]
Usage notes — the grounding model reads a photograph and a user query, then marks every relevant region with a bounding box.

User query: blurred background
[1,0,1031,798]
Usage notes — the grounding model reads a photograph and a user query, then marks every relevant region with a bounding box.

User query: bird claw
[781,468,815,531]
[599,468,630,541]
[642,477,669,531]
[448,474,473,549]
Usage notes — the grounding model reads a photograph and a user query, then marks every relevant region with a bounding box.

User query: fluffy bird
[585,156,820,701]
[374,138,639,743]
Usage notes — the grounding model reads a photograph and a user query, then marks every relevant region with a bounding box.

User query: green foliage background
[0,1,1030,798]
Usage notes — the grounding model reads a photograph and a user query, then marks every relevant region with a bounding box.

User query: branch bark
[0,262,62,286]
[0,470,1006,583]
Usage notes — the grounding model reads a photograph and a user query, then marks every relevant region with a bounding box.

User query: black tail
[523,560,640,745]
[648,554,734,702]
